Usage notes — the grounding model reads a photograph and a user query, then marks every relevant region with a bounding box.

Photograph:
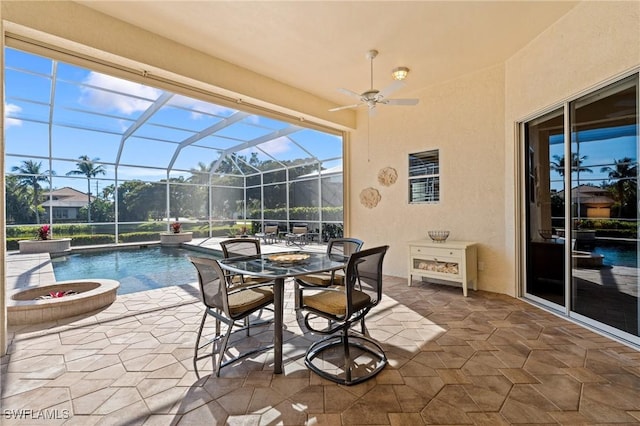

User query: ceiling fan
[329,49,419,114]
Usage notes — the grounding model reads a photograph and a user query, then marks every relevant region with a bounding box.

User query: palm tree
[11,160,53,224]
[601,157,637,211]
[550,153,593,177]
[66,155,106,223]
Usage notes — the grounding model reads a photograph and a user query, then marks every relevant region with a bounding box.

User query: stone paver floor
[2,274,640,425]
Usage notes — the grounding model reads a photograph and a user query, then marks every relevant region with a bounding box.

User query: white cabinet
[408,240,478,297]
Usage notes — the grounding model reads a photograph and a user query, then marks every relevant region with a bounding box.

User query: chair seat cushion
[228,287,274,316]
[303,288,370,317]
[298,271,344,287]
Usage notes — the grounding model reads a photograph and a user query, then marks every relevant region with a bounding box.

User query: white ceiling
[78,1,578,108]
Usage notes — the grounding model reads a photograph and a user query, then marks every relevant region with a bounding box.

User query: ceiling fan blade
[384,98,420,106]
[337,88,363,99]
[377,81,405,99]
[329,103,361,112]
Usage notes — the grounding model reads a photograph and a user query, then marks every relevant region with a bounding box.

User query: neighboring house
[40,187,94,221]
[556,185,616,218]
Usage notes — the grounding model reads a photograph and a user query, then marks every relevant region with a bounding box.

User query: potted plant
[160,221,192,245]
[18,224,72,254]
[38,224,51,240]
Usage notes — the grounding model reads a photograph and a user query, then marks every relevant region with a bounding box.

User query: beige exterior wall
[348,64,509,293]
[350,1,639,296]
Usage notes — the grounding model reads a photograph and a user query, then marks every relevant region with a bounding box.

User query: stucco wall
[349,1,639,297]
[348,65,509,294]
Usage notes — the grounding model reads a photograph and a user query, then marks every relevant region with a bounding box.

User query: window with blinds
[408,150,439,203]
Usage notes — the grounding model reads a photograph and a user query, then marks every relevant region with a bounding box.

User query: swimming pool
[51,246,220,295]
[575,240,638,268]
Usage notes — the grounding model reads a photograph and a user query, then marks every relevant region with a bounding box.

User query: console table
[408,240,478,297]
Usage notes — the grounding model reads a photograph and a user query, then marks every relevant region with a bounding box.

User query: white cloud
[4,103,23,128]
[79,72,162,115]
[238,136,293,157]
[169,95,235,119]
[251,136,292,155]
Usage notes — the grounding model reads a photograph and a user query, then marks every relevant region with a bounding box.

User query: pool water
[591,244,638,268]
[51,246,220,295]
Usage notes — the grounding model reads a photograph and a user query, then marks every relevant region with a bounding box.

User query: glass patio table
[218,251,348,374]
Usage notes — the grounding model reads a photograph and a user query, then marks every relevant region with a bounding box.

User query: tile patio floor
[3,262,640,424]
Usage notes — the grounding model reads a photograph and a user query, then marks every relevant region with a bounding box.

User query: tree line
[6,154,321,225]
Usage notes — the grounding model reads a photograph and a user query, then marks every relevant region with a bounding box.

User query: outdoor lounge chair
[257,224,279,244]
[285,224,308,246]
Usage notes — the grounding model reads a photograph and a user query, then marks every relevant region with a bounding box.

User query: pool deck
[5,237,327,293]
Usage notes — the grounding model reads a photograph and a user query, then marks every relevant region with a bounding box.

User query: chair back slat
[189,257,229,312]
[220,238,261,258]
[344,245,388,317]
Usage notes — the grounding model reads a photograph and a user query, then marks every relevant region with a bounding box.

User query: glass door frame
[518,69,640,347]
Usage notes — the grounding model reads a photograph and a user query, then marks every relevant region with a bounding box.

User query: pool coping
[5,236,322,296]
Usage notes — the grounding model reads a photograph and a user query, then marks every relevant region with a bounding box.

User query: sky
[4,47,343,194]
[548,131,637,192]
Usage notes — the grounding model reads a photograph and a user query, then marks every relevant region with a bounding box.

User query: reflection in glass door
[524,109,566,308]
[523,74,639,344]
[570,77,638,338]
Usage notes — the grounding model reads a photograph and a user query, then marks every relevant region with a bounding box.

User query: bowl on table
[428,230,450,242]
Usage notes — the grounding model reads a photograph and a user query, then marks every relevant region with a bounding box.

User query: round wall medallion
[360,187,381,209]
[377,167,398,186]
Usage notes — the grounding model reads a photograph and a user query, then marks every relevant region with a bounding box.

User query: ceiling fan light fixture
[392,66,409,81]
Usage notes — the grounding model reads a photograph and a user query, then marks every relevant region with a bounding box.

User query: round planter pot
[18,238,72,254]
[160,232,193,245]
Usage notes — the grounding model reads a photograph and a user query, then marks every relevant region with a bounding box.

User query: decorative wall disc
[360,187,381,209]
[377,167,398,186]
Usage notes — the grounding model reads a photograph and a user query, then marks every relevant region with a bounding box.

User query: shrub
[119,232,161,243]
[70,234,115,246]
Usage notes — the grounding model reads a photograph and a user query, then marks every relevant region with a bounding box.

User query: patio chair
[189,256,274,378]
[219,238,274,288]
[285,224,308,246]
[257,224,279,244]
[294,237,364,309]
[219,238,275,330]
[300,245,389,385]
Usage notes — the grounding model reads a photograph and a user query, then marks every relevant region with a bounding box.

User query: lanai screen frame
[4,41,345,244]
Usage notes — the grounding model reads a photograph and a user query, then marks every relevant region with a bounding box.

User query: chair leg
[215,321,234,377]
[193,311,208,380]
[294,281,302,310]
[342,328,352,384]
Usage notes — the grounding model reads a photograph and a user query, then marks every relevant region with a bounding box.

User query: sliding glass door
[523,74,639,344]
[524,108,566,308]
